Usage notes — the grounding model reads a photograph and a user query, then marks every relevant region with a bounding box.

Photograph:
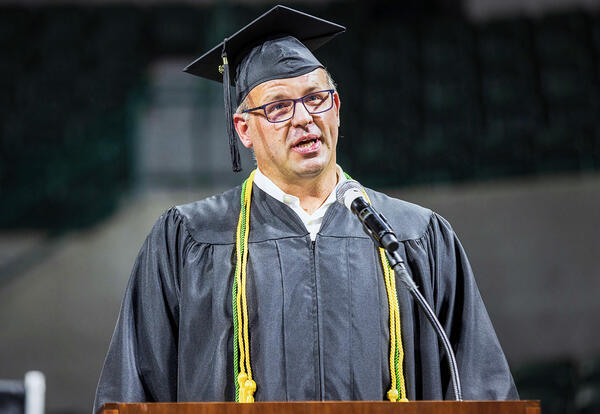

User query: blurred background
[1,0,599,413]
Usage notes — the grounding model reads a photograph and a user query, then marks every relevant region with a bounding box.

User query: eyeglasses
[242,89,335,123]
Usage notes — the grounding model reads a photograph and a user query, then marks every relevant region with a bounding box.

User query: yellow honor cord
[234,170,256,402]
[361,191,408,402]
[233,170,407,402]
[241,172,254,378]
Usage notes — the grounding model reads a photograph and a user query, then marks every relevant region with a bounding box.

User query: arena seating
[1,4,599,230]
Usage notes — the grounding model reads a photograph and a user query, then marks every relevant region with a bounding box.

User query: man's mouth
[292,136,321,153]
[295,138,318,148]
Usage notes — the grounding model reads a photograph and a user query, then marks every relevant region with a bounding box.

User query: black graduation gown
[93,185,518,412]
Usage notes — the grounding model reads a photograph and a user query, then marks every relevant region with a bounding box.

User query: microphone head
[336,180,365,211]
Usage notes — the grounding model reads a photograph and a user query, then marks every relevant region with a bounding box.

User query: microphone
[336,179,463,401]
[336,180,399,253]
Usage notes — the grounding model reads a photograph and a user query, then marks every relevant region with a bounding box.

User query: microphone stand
[385,247,463,401]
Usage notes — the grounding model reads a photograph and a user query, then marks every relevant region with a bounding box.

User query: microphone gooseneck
[336,180,463,401]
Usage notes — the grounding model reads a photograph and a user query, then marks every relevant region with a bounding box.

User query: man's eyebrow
[303,85,324,94]
[262,93,288,103]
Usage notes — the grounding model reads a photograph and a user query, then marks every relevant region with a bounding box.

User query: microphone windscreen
[336,180,365,210]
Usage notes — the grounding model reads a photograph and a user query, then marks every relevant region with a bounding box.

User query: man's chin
[291,159,333,179]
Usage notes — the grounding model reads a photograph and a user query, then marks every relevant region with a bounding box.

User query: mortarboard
[183,5,345,172]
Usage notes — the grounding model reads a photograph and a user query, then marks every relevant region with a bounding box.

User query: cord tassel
[221,38,242,172]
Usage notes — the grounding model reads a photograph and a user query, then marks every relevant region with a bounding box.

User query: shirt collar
[253,165,347,212]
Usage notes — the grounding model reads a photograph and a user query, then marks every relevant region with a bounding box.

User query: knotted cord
[345,172,408,402]
[233,170,256,402]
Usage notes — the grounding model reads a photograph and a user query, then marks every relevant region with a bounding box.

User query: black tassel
[221,39,242,172]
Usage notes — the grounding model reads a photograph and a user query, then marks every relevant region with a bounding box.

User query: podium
[100,401,540,414]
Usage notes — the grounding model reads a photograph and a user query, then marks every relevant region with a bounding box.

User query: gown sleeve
[427,213,519,400]
[93,208,188,413]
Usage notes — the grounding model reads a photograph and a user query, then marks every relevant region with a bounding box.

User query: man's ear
[233,113,253,149]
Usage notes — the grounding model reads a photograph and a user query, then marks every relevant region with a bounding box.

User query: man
[93,5,517,412]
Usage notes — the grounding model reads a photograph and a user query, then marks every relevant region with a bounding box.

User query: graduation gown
[93,185,518,412]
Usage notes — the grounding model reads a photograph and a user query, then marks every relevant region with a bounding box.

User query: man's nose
[290,101,313,126]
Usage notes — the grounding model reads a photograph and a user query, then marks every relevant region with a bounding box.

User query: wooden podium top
[100,401,540,414]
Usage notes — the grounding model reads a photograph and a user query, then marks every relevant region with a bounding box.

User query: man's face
[233,68,340,186]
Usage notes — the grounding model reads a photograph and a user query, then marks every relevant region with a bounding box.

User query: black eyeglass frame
[241,89,335,123]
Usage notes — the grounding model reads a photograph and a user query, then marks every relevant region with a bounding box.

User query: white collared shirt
[253,166,347,241]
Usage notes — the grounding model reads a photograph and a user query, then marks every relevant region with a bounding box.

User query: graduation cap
[183,5,345,172]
